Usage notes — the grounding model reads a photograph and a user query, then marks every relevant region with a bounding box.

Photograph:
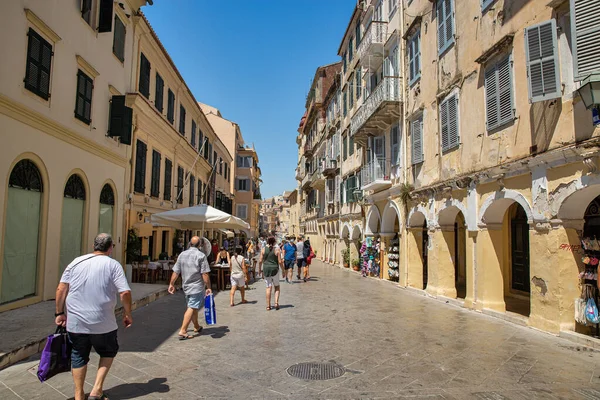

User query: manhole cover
[287,362,345,380]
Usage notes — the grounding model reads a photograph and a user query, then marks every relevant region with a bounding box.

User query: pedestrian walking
[257,236,266,279]
[223,237,229,251]
[283,238,297,284]
[303,238,313,281]
[168,236,212,340]
[54,233,132,400]
[260,236,282,310]
[247,239,255,261]
[230,245,248,306]
[295,235,306,281]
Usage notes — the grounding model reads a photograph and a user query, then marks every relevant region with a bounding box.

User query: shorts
[264,274,280,288]
[284,260,295,270]
[297,258,306,268]
[230,274,245,287]
[185,292,204,309]
[69,330,119,368]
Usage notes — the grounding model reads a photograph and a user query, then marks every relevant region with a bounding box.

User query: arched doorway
[365,205,381,237]
[59,174,86,275]
[1,160,44,304]
[438,203,468,299]
[381,201,401,281]
[479,191,532,316]
[99,184,115,236]
[454,213,467,299]
[408,208,428,290]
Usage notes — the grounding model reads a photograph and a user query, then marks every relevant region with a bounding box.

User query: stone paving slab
[0,283,168,370]
[2,261,600,399]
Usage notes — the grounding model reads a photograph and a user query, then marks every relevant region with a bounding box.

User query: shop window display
[387,233,399,281]
[360,237,381,278]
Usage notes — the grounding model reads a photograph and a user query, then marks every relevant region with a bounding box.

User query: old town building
[126,15,233,261]
[0,0,152,311]
[296,0,600,337]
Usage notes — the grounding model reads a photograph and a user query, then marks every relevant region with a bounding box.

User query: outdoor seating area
[131,260,175,284]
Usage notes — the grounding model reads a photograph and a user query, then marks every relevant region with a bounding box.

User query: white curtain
[98,204,113,236]
[1,188,41,303]
[59,198,84,275]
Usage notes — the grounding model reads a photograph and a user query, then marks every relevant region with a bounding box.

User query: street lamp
[577,74,600,109]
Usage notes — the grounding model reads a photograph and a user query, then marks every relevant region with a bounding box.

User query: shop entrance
[505,203,531,316]
[422,221,428,289]
[454,213,467,299]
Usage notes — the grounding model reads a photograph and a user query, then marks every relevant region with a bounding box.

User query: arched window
[59,175,86,275]
[99,184,115,236]
[2,160,43,304]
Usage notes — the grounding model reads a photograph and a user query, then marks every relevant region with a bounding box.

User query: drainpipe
[399,3,409,287]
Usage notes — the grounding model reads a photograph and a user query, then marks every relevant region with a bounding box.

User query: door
[373,136,385,179]
[60,175,86,275]
[511,206,530,292]
[422,222,428,289]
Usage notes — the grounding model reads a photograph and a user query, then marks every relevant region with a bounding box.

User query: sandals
[241,300,248,304]
[275,303,280,310]
[266,306,271,311]
[178,334,194,340]
[88,395,108,400]
[193,327,203,335]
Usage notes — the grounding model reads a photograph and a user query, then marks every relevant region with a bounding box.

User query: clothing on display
[387,234,400,281]
[578,237,600,332]
[360,237,381,278]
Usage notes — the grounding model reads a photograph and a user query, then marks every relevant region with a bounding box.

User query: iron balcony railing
[356,21,388,62]
[295,167,305,180]
[350,77,401,137]
[322,157,338,174]
[361,157,390,189]
[304,142,313,154]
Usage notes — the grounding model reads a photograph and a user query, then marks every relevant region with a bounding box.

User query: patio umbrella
[151,204,250,232]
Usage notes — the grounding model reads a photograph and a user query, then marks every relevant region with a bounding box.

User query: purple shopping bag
[37,327,72,382]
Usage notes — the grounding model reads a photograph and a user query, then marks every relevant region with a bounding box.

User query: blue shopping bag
[204,293,217,325]
[586,298,600,324]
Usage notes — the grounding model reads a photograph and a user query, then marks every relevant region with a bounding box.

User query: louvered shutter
[134,140,147,193]
[155,73,164,112]
[444,0,454,46]
[139,53,150,98]
[437,0,454,54]
[497,57,514,126]
[447,95,459,149]
[113,16,125,62]
[412,117,423,164]
[485,65,498,130]
[335,175,340,203]
[440,99,449,151]
[437,0,446,53]
[25,29,53,100]
[571,0,600,80]
[81,0,92,23]
[525,20,561,103]
[98,0,113,33]
[164,159,172,201]
[167,89,175,123]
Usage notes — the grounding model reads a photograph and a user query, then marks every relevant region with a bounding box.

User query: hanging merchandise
[575,298,587,325]
[586,297,600,324]
[359,237,381,278]
[387,234,400,281]
[577,236,600,335]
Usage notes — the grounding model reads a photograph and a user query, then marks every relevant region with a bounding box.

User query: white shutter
[571,0,600,80]
[411,117,423,164]
[525,20,561,103]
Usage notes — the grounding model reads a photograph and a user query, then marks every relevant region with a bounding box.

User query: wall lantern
[577,74,600,110]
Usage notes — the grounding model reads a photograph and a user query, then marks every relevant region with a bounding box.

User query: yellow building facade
[126,15,233,260]
[0,0,151,312]
[298,0,600,337]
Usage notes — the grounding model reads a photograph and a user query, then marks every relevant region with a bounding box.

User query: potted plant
[352,258,361,272]
[342,248,350,268]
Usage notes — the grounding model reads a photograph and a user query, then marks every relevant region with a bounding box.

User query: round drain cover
[287,362,345,380]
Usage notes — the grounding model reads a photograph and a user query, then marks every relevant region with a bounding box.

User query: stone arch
[408,204,429,228]
[340,223,350,239]
[351,224,362,240]
[554,176,600,221]
[381,200,402,233]
[479,189,533,226]
[438,198,468,228]
[365,205,381,236]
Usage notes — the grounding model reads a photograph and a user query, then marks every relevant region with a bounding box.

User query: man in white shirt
[55,233,132,400]
[295,236,306,281]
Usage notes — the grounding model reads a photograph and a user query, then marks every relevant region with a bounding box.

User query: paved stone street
[2,261,600,399]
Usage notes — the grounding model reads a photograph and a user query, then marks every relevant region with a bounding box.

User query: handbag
[37,327,72,382]
[586,297,600,324]
[575,298,587,325]
[204,293,217,325]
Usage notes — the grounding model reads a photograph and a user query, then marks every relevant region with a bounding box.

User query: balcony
[361,157,392,192]
[350,77,402,140]
[295,167,305,181]
[357,21,388,72]
[304,142,313,156]
[322,157,339,177]
[310,163,325,189]
[301,172,312,190]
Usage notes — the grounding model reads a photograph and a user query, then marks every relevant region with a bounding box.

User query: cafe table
[212,262,229,291]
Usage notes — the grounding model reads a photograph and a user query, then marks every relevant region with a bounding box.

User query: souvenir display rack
[387,234,399,281]
[360,237,381,278]
[578,237,600,337]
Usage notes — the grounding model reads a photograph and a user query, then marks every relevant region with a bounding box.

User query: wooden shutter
[497,56,514,126]
[485,64,499,130]
[179,104,186,134]
[139,53,150,98]
[440,99,449,151]
[81,0,92,24]
[525,20,561,103]
[155,73,164,112]
[75,70,93,124]
[437,0,454,54]
[571,0,600,80]
[189,174,195,207]
[113,16,125,62]
[134,140,147,193]
[109,95,133,144]
[447,95,459,149]
[164,159,172,201]
[191,120,197,146]
[412,117,423,164]
[151,150,161,197]
[25,29,53,100]
[98,0,113,33]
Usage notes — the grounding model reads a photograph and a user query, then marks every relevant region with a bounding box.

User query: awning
[219,229,235,238]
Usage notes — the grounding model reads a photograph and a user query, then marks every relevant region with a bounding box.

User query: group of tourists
[53,231,314,400]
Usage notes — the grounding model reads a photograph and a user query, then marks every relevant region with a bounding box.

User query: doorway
[505,203,531,316]
[422,221,428,289]
[454,213,467,299]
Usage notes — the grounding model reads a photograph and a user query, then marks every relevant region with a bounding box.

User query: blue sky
[143,0,354,199]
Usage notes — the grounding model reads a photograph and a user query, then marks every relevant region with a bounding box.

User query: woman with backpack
[259,236,282,310]
[229,245,248,307]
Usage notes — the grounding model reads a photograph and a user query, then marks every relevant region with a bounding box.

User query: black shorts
[68,330,119,368]
[297,259,306,268]
[284,260,295,270]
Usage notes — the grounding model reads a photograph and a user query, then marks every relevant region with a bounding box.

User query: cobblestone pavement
[3,261,600,399]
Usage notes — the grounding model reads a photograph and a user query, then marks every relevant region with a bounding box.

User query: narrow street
[1,261,600,399]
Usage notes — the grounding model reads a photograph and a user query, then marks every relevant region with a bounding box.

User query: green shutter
[571,0,600,80]
[524,20,561,103]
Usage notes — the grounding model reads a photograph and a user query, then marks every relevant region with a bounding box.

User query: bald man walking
[169,236,212,340]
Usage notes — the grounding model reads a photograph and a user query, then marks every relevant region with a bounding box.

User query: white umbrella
[151,204,250,232]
